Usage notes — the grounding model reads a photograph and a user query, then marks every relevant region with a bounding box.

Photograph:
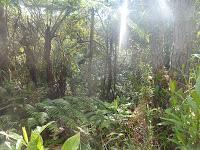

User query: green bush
[24,96,134,149]
[160,78,200,149]
[0,122,80,150]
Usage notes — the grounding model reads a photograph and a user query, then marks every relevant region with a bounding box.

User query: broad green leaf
[61,133,80,150]
[33,121,54,134]
[22,127,29,144]
[27,122,54,150]
[169,80,176,93]
[0,131,24,142]
[16,139,23,150]
[0,131,26,149]
[4,142,12,150]
[28,133,44,150]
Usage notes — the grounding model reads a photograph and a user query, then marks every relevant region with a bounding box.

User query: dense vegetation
[0,0,200,149]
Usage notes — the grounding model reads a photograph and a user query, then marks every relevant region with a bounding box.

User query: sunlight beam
[119,0,128,49]
[158,0,172,19]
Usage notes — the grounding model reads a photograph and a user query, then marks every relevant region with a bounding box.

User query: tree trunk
[148,0,164,73]
[0,6,9,85]
[67,63,76,96]
[148,0,169,109]
[106,33,114,101]
[113,42,117,98]
[20,33,37,86]
[100,37,109,100]
[150,25,164,73]
[57,66,67,97]
[69,78,76,96]
[44,26,54,87]
[87,8,95,96]
[24,45,37,86]
[170,0,195,83]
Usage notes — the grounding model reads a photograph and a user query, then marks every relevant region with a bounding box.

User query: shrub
[160,79,200,149]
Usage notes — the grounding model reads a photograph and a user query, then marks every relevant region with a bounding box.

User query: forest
[0,0,200,149]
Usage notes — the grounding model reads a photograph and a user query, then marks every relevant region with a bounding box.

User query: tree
[148,0,164,73]
[44,11,70,87]
[170,0,195,84]
[106,31,114,100]
[87,8,95,96]
[0,6,9,85]
[147,0,170,110]
[20,20,38,86]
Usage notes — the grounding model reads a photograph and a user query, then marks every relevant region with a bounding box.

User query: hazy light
[158,0,172,19]
[20,4,30,15]
[119,0,128,49]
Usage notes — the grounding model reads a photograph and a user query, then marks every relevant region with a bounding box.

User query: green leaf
[22,127,29,144]
[191,90,200,105]
[0,131,26,149]
[162,109,183,127]
[4,142,12,150]
[61,133,80,150]
[16,139,23,150]
[169,80,176,93]
[192,54,200,59]
[0,131,24,142]
[33,121,54,134]
[113,98,119,111]
[195,76,200,96]
[187,97,198,113]
[162,118,183,127]
[27,133,44,150]
[171,97,178,107]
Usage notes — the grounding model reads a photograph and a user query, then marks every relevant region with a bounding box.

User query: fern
[24,96,100,130]
[22,96,133,149]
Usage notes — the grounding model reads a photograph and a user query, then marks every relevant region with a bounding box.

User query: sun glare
[158,0,172,19]
[119,0,128,49]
